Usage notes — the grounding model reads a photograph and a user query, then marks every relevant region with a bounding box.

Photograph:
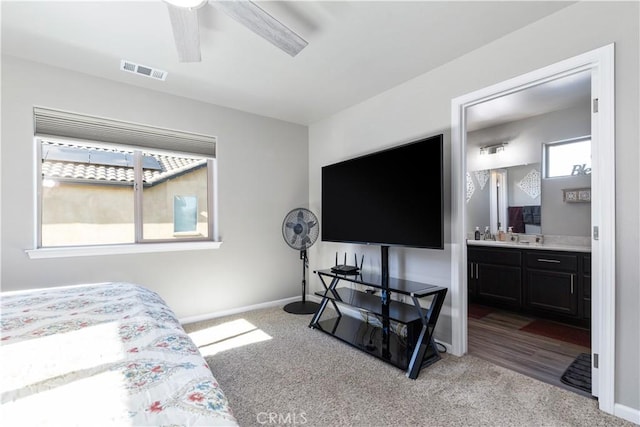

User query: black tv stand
[310,247,448,379]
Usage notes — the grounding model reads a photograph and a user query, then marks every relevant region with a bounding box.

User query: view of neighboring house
[40,140,210,246]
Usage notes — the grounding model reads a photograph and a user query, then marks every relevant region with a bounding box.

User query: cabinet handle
[537,258,561,263]
[470,263,474,279]
[475,263,479,278]
[570,274,575,294]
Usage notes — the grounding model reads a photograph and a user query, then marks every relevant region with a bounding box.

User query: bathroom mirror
[466,164,542,236]
[466,138,592,238]
[465,81,593,239]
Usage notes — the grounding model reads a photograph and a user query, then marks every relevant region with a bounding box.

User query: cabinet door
[475,263,522,308]
[468,262,476,298]
[583,254,591,319]
[527,269,578,316]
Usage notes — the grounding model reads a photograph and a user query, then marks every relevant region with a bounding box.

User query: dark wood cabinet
[526,269,578,315]
[477,264,522,307]
[525,251,579,317]
[468,247,522,309]
[468,244,590,326]
[583,255,592,319]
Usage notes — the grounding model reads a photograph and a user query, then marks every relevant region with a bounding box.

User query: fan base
[283,301,321,315]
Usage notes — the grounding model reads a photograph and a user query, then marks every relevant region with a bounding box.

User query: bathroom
[464,70,593,396]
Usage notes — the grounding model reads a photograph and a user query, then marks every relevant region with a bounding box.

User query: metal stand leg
[406,290,446,379]
[309,276,341,328]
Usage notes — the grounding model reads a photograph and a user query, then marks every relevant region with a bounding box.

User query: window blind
[33,107,216,157]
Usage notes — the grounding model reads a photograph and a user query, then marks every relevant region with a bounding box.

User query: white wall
[309,1,638,412]
[0,55,309,319]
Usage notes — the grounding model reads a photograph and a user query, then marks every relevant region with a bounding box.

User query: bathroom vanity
[467,240,591,327]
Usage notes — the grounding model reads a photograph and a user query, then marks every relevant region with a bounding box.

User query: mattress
[0,282,238,426]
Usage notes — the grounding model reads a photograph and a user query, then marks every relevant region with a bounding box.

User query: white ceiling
[1,1,576,126]
[466,69,591,132]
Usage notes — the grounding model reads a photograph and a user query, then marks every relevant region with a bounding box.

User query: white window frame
[542,135,592,179]
[27,108,221,259]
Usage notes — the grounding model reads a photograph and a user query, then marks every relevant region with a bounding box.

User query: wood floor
[468,305,593,398]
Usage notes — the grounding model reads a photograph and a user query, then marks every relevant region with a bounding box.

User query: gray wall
[0,55,309,319]
[542,174,591,236]
[467,103,591,171]
[308,1,638,411]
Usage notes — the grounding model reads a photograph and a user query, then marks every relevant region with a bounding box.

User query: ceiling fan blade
[166,4,202,62]
[211,0,308,57]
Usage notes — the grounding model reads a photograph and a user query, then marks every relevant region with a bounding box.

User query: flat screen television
[321,134,444,250]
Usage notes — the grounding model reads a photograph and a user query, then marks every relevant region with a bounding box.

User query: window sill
[25,241,223,259]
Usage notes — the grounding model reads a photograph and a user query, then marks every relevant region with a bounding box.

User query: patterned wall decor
[466,172,475,203]
[563,187,591,203]
[474,170,490,190]
[517,168,541,199]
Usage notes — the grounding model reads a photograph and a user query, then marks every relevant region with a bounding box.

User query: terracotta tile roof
[41,141,206,186]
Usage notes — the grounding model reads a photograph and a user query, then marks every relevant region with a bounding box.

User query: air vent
[120,60,167,81]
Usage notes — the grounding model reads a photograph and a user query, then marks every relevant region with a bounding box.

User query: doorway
[451,45,616,413]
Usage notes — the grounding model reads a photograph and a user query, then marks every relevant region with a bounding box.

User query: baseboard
[614,403,640,425]
[179,295,302,325]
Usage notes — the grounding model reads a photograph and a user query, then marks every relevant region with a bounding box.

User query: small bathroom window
[544,137,591,178]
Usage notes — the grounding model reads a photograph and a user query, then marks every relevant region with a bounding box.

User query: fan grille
[282,208,319,250]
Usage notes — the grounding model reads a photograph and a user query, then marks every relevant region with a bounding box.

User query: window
[34,107,217,250]
[543,137,591,178]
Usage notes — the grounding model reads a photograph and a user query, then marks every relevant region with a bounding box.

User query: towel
[522,205,541,225]
[508,207,525,233]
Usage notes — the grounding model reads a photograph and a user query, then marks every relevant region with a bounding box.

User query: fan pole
[301,249,307,303]
[283,248,321,314]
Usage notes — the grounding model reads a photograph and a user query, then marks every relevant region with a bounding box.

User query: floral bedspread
[0,282,237,426]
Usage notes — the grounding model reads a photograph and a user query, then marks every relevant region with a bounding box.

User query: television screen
[321,134,444,249]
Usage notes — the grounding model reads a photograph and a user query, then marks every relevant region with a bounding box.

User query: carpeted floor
[184,307,630,427]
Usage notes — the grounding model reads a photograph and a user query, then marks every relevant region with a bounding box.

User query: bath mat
[468,304,494,319]
[560,353,592,394]
[520,319,590,347]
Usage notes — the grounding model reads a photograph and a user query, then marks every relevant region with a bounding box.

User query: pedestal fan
[282,208,321,314]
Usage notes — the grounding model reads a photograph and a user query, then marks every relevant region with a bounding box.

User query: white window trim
[35,138,218,248]
[25,241,223,259]
[542,135,592,179]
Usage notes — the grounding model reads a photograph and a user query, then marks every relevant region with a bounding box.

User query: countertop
[466,239,591,253]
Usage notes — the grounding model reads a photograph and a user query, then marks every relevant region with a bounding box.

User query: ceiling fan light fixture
[164,0,207,10]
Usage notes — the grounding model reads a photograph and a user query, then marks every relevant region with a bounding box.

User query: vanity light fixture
[480,142,508,155]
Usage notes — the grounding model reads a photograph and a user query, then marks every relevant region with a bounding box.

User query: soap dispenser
[474,226,481,240]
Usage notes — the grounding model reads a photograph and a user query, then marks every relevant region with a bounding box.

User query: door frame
[450,44,615,413]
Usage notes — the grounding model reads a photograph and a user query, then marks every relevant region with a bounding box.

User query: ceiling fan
[165,0,308,62]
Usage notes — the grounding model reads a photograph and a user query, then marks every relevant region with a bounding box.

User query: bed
[0,282,238,426]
